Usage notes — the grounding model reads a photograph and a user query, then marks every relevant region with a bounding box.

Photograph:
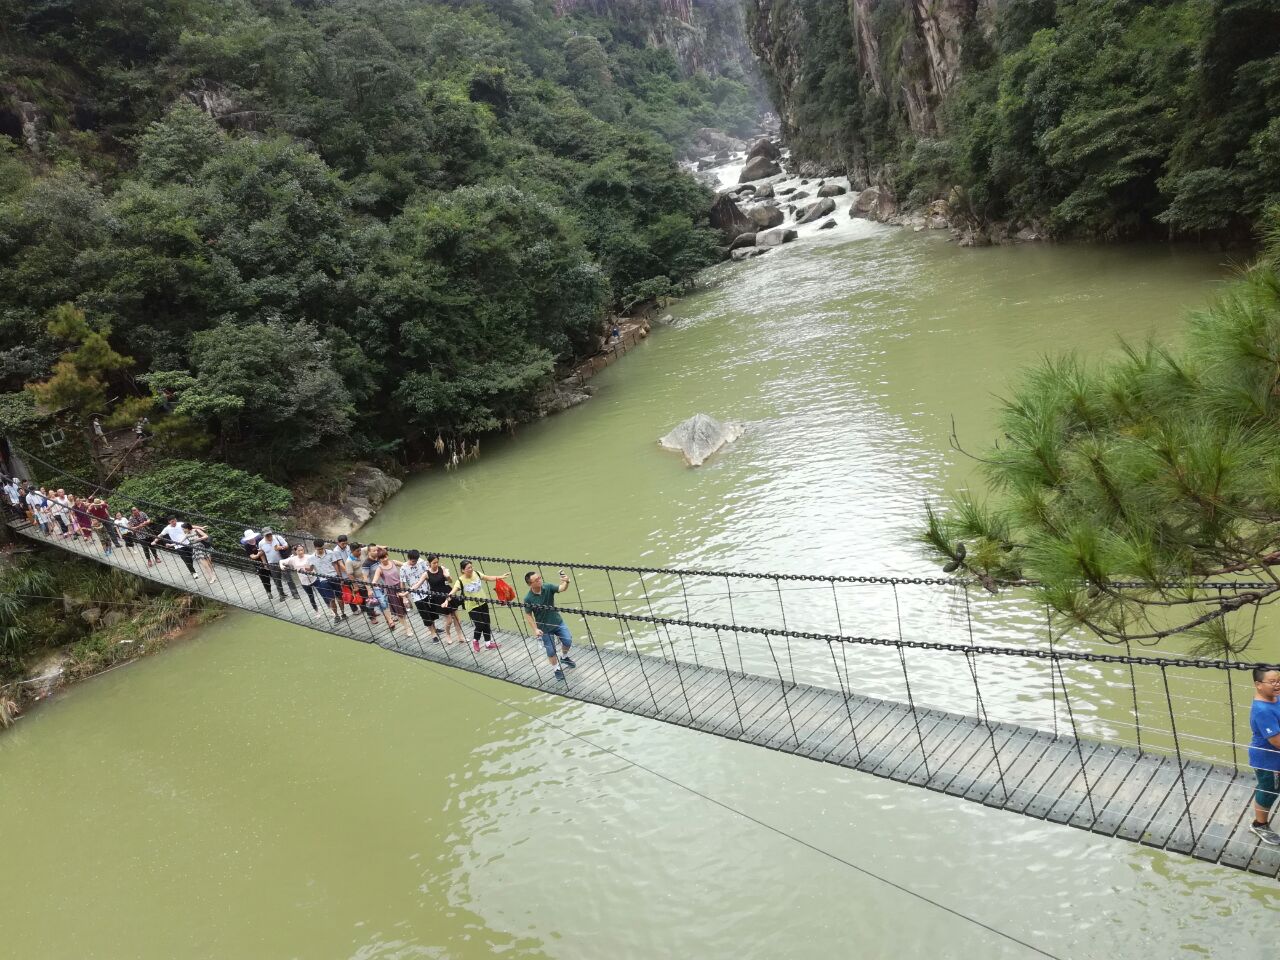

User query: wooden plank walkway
[14,521,1280,879]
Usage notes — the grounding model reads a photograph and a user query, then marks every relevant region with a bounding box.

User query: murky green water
[4,224,1276,958]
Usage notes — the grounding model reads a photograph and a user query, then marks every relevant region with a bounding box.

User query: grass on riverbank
[0,539,224,725]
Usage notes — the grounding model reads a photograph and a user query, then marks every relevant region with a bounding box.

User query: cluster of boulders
[702,128,1050,258]
[687,127,746,165]
[709,137,866,260]
[844,183,1050,245]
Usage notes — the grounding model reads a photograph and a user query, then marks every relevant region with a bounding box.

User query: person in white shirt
[280,544,320,614]
[113,512,132,552]
[25,488,44,528]
[307,539,347,621]
[51,490,71,537]
[253,527,298,601]
[3,479,20,520]
[151,517,197,577]
[400,549,434,631]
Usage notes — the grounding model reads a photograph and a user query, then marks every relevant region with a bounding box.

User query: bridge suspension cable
[11,445,1276,594]
[6,451,1280,877]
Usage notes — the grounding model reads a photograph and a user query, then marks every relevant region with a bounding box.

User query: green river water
[3,220,1277,958]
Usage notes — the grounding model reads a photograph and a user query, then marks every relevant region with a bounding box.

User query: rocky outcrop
[555,0,768,110]
[849,186,897,222]
[749,204,784,229]
[739,154,782,182]
[0,96,42,154]
[710,194,753,241]
[747,0,997,180]
[756,227,797,247]
[746,137,782,161]
[689,127,746,156]
[796,197,835,224]
[658,413,744,467]
[307,465,403,539]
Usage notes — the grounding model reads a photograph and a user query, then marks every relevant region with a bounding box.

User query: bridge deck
[13,522,1280,878]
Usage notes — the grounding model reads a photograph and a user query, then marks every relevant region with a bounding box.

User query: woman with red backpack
[446,560,510,652]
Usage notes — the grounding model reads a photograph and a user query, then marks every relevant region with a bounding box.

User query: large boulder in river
[850,186,882,218]
[797,197,836,225]
[749,205,784,229]
[659,414,744,467]
[754,182,775,200]
[739,154,782,183]
[850,185,897,221]
[756,227,798,248]
[746,137,782,162]
[729,232,758,250]
[687,127,745,158]
[817,183,847,198]
[709,194,752,242]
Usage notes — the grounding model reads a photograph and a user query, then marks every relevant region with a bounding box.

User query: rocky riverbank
[699,133,1045,253]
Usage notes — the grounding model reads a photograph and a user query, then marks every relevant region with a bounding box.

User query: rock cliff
[747,0,998,182]
[745,1,1280,241]
[556,0,763,85]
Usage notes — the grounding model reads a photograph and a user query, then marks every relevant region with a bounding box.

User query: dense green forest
[749,0,1280,239]
[0,0,764,476]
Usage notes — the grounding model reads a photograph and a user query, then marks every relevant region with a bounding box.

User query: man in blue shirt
[1248,666,1280,844]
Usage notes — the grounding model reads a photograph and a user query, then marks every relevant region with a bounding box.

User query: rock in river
[658,414,744,467]
[756,227,798,248]
[817,183,847,198]
[709,194,752,242]
[749,205,784,229]
[745,137,782,162]
[729,232,758,250]
[797,197,836,224]
[739,154,782,183]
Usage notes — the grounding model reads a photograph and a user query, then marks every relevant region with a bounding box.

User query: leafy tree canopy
[112,459,292,549]
[0,0,756,475]
[923,210,1280,655]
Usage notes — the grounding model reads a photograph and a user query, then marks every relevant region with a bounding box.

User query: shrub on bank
[112,461,292,549]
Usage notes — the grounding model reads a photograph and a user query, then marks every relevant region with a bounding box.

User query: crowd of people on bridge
[10,471,1280,837]
[3,474,578,680]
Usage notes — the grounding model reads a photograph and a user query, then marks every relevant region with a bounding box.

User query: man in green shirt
[524,570,576,681]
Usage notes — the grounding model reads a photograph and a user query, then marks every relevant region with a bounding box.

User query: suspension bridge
[5,472,1280,880]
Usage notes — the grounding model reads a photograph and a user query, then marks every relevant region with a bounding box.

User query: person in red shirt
[88,498,120,551]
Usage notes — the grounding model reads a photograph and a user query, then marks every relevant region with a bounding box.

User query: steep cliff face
[556,0,763,84]
[747,0,1280,241]
[748,0,996,179]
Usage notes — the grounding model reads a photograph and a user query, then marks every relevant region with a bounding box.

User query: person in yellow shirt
[448,560,510,653]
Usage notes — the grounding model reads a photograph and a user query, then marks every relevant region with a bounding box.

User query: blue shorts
[1256,769,1280,809]
[539,622,571,658]
[315,578,338,603]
